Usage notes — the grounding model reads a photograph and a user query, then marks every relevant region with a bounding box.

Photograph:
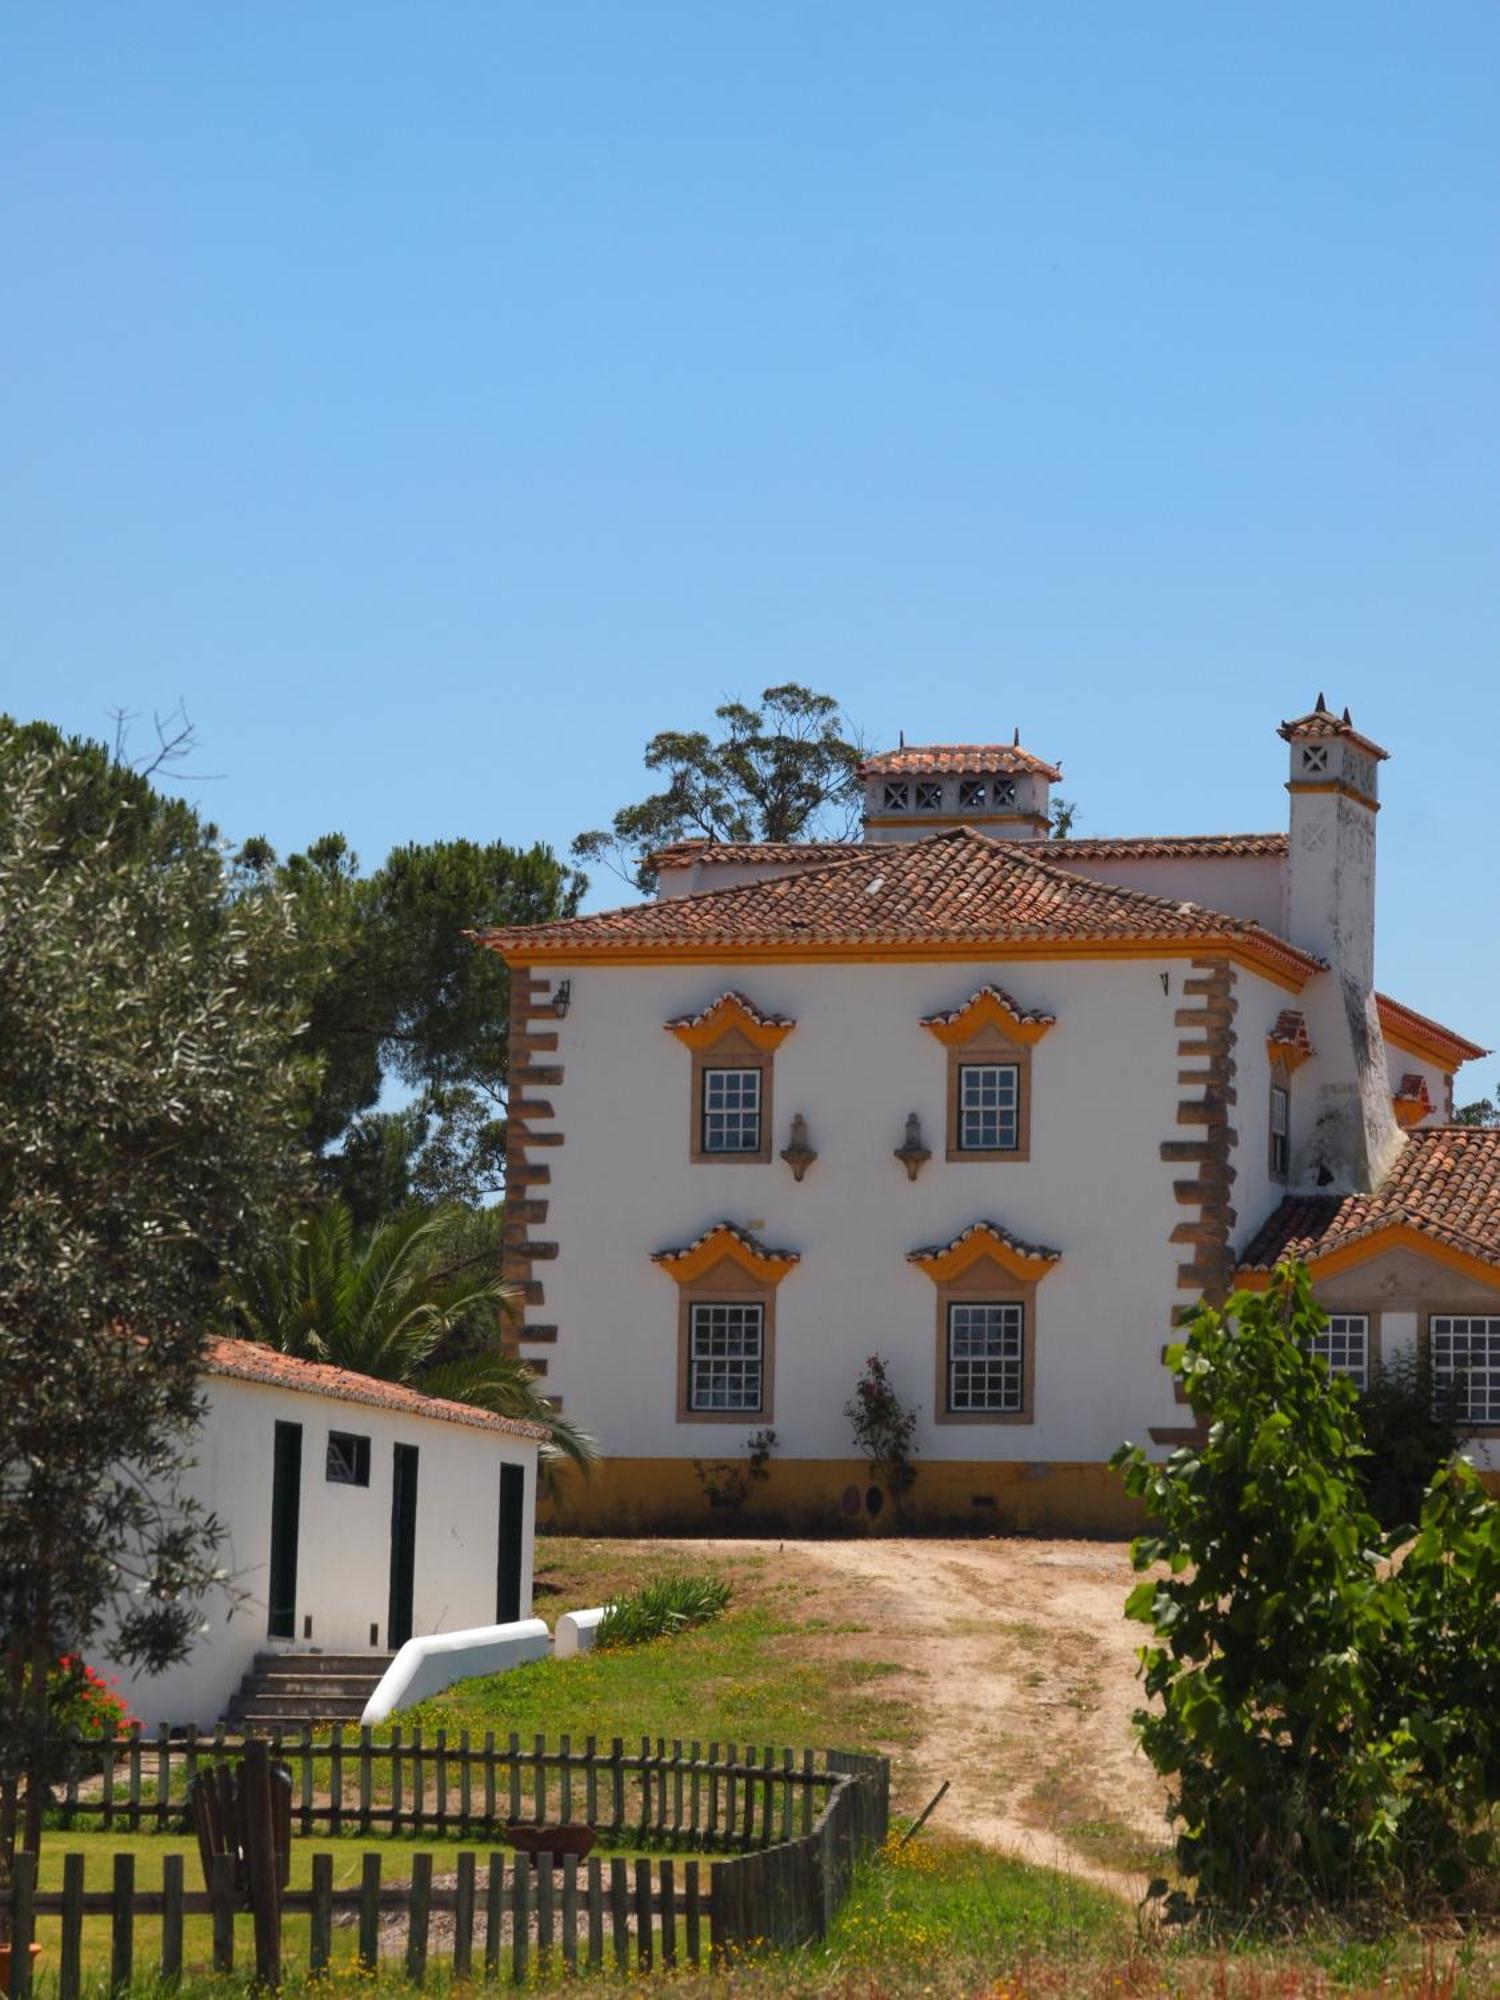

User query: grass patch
[402,1541,915,1753]
[597,1571,731,1648]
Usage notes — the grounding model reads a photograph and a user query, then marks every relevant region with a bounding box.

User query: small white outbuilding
[125,1337,546,1730]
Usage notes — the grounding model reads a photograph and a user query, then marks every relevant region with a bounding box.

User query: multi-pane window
[326,1432,371,1486]
[958,779,987,808]
[1308,1314,1369,1390]
[948,1303,1024,1414]
[702,1066,762,1153]
[882,781,909,811]
[1270,1084,1290,1179]
[915,781,943,811]
[688,1303,764,1412]
[958,1062,1020,1151]
[1431,1317,1500,1425]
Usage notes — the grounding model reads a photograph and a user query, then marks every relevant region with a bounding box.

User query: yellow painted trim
[1266,1035,1313,1072]
[665,994,794,1052]
[653,1227,798,1285]
[1377,1003,1478,1070]
[922,988,1055,1048]
[908,1225,1060,1285]
[1237,1222,1500,1294]
[1285,779,1380,812]
[496,938,1313,991]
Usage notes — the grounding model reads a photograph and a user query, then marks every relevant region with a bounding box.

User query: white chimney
[1279,696,1401,1192]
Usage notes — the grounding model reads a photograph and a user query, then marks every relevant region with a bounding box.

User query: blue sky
[3,5,1497,1079]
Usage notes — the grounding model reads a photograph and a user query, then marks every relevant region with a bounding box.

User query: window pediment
[665,992,796,1052]
[1267,1009,1314,1072]
[921,986,1056,1048]
[907,1222,1061,1285]
[652,1223,800,1286]
[1393,1074,1434,1129]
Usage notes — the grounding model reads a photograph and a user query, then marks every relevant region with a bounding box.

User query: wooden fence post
[8,1852,36,2000]
[241,1738,282,1988]
[59,1850,84,2000]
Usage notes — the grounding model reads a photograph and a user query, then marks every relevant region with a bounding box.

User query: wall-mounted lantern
[894,1111,931,1182]
[550,979,572,1019]
[780,1112,818,1182]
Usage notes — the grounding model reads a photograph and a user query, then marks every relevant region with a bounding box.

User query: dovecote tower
[1279,696,1401,1192]
[857,736,1061,845]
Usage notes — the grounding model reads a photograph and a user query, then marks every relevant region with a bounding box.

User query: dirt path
[714,1536,1170,1900]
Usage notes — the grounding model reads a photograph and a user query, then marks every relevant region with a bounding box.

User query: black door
[497,1462,526,1624]
[387,1444,419,1649]
[267,1421,303,1639]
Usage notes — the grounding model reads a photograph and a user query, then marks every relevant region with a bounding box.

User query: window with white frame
[1431,1316,1500,1425]
[948,1302,1024,1413]
[688,1302,764,1411]
[1308,1314,1369,1390]
[958,1062,1020,1151]
[1270,1083,1290,1179]
[701,1066,762,1153]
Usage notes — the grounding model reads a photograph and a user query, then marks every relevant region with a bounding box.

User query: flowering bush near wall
[47,1657,136,1738]
[1113,1262,1500,1920]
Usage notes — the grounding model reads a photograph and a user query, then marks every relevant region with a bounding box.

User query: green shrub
[1112,1261,1500,1918]
[1355,1345,1465,1531]
[596,1573,732,1649]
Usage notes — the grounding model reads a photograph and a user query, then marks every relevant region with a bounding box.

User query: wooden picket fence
[6,1748,890,1991]
[47,1726,842,1849]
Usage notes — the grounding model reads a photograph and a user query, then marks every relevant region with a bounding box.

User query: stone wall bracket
[780,1113,818,1182]
[894,1112,932,1182]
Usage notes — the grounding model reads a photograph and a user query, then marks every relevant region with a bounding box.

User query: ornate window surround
[908,1223,1060,1426]
[666,993,796,1166]
[921,987,1055,1165]
[652,1224,799,1425]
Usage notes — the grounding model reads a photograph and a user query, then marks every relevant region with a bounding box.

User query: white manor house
[485,699,1496,1533]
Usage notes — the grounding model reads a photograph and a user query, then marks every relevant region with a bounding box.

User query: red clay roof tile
[1240,1127,1500,1273]
[201,1337,550,1441]
[857,743,1062,781]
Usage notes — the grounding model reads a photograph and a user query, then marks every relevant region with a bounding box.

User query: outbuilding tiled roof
[651,831,1290,871]
[201,1337,550,1441]
[1047,833,1288,862]
[485,828,1322,980]
[857,743,1063,781]
[650,840,860,872]
[1239,1128,1500,1274]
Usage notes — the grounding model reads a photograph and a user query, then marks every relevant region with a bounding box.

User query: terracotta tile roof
[200,1336,550,1442]
[1239,1127,1500,1273]
[1278,696,1389,762]
[484,828,1323,981]
[857,743,1063,782]
[1376,992,1488,1067]
[654,832,1290,871]
[650,1223,800,1272]
[650,840,859,871]
[1047,833,1288,862]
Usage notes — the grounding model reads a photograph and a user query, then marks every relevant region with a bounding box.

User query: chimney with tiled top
[1279,696,1402,1193]
[857,733,1061,845]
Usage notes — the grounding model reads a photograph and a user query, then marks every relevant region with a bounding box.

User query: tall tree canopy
[240,833,585,1218]
[0,719,309,1870]
[572,683,864,891]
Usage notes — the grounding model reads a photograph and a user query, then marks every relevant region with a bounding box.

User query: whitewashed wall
[540,956,1295,1468]
[123,1376,538,1730]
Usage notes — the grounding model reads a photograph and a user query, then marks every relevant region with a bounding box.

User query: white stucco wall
[123,1376,538,1730]
[536,956,1302,1469]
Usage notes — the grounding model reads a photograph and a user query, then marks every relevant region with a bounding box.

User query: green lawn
[402,1538,915,1754]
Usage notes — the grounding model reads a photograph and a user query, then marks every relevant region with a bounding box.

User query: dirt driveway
[714,1536,1171,1897]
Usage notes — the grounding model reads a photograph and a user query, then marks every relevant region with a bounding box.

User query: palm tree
[225,1200,597,1473]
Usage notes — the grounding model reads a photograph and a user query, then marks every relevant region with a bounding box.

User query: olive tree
[0,722,308,1880]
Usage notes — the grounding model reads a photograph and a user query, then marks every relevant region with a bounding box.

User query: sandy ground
[718,1536,1171,1899]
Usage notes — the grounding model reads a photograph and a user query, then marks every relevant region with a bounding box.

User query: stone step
[229,1694,372,1723]
[237,1675,383,1699]
[252,1653,394,1677]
